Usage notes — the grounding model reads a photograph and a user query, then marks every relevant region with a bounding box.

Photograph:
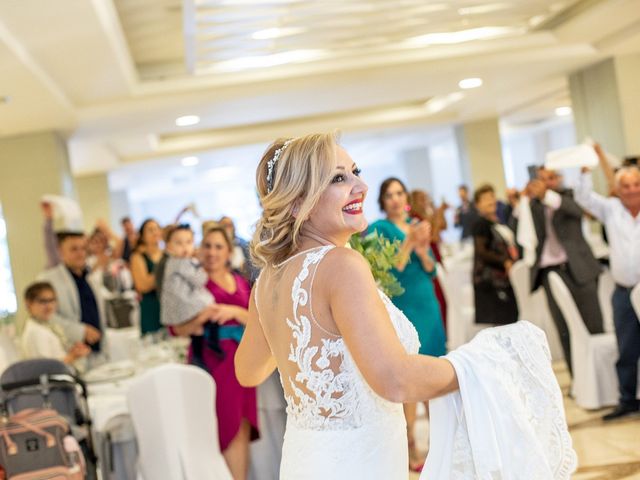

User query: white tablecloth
[85,339,189,480]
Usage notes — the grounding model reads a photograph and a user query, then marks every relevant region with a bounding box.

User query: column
[0,131,76,323]
[456,118,508,198]
[76,173,112,232]
[569,53,640,192]
[401,146,433,192]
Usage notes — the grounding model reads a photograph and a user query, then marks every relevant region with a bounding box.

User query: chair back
[548,272,589,342]
[509,260,531,319]
[598,269,615,332]
[127,364,231,480]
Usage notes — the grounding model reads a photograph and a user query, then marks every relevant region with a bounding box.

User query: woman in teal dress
[369,177,446,472]
[130,219,164,336]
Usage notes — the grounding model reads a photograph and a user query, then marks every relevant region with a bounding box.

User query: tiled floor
[409,362,640,479]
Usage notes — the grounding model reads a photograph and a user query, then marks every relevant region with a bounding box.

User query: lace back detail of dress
[282,246,360,429]
[257,245,420,432]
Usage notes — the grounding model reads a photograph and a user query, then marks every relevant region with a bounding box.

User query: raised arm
[593,143,616,195]
[573,171,610,222]
[543,189,585,219]
[324,248,458,403]
[41,203,61,268]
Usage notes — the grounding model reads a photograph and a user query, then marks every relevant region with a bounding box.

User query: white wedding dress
[254,246,420,480]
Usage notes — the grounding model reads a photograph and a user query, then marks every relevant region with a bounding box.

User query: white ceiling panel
[113,0,584,79]
[0,0,134,105]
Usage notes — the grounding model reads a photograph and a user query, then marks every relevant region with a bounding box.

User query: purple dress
[188,272,259,451]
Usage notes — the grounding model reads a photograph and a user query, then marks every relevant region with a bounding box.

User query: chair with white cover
[509,260,564,361]
[127,364,232,480]
[598,268,616,333]
[437,264,483,349]
[631,284,640,323]
[548,272,618,409]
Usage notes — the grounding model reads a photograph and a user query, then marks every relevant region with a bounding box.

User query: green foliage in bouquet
[349,231,405,298]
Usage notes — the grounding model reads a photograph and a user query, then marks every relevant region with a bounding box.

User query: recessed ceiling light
[175,115,200,127]
[181,156,199,167]
[405,26,523,47]
[458,78,483,89]
[252,27,304,40]
[209,49,327,73]
[555,106,572,117]
[458,3,510,15]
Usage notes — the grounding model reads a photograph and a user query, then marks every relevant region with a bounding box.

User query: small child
[156,224,221,366]
[21,282,91,367]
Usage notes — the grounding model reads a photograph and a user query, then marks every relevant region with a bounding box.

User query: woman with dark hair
[471,184,519,325]
[172,226,258,479]
[369,177,446,471]
[130,219,163,336]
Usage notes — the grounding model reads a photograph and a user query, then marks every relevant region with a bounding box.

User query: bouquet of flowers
[349,231,404,298]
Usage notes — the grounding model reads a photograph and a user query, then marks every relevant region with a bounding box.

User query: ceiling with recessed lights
[116,0,581,79]
[0,0,639,174]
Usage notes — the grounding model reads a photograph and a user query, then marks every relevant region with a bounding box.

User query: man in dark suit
[454,185,479,240]
[526,168,604,376]
[38,232,104,359]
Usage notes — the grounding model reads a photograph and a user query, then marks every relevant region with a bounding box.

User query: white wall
[109,125,467,243]
[501,118,577,189]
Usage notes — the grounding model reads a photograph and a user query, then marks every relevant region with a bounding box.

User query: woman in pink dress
[173,225,259,480]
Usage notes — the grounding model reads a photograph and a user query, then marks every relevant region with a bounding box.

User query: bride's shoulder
[321,246,372,278]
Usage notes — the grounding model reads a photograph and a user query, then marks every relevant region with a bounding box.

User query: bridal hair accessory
[266,139,293,193]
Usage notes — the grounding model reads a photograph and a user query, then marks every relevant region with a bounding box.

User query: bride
[235,133,459,479]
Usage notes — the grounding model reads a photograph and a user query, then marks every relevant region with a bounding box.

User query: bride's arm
[322,248,459,403]
[235,289,277,387]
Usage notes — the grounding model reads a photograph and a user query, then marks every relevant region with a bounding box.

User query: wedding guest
[130,219,164,336]
[370,177,446,471]
[171,226,258,479]
[524,168,604,376]
[504,188,521,232]
[471,184,519,326]
[87,228,111,273]
[409,189,448,243]
[409,189,447,329]
[219,216,259,283]
[575,164,640,420]
[454,184,478,240]
[155,224,218,367]
[38,232,104,359]
[21,281,91,367]
[118,217,138,263]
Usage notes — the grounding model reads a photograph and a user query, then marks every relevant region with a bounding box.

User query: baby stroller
[0,358,98,479]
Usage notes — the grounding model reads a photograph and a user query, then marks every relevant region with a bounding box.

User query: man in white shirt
[574,165,640,420]
[525,168,604,376]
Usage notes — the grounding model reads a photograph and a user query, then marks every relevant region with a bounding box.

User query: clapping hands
[407,219,431,250]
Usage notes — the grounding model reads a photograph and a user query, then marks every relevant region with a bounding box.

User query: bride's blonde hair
[251,132,339,268]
